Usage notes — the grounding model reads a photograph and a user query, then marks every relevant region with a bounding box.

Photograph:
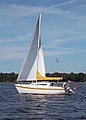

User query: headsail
[17,14,45,82]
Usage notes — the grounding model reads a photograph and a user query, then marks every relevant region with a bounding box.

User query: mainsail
[17,14,45,82]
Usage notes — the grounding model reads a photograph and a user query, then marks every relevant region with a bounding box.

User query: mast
[37,14,41,82]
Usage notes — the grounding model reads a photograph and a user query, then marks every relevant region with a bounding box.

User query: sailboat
[15,14,76,94]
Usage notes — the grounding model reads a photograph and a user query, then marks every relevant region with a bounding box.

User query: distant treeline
[0,72,86,82]
[46,72,86,82]
[0,72,18,82]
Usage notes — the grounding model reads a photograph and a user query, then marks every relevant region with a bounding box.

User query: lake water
[0,82,86,120]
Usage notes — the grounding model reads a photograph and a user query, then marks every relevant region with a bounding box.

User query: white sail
[17,14,45,82]
[38,48,45,77]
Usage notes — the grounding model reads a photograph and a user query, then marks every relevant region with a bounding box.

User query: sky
[0,0,86,73]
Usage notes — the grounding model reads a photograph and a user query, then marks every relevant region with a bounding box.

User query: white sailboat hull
[15,84,66,95]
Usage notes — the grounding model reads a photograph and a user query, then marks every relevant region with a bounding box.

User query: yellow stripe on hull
[15,84,65,94]
[15,85,64,90]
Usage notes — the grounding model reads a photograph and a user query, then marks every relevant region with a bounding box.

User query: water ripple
[0,83,86,120]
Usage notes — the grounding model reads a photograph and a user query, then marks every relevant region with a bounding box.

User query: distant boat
[15,14,76,94]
